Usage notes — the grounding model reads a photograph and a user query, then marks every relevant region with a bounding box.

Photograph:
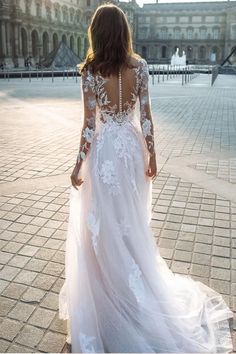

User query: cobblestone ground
[0,73,235,353]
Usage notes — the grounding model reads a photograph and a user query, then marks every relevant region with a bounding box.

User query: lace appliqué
[76,58,155,165]
[77,69,97,164]
[113,129,137,167]
[94,74,116,109]
[94,67,137,124]
[83,125,95,143]
[82,70,96,93]
[116,218,131,239]
[141,113,152,138]
[99,160,120,195]
[79,332,97,353]
[129,258,145,304]
[86,212,100,255]
[87,96,97,110]
[137,59,155,154]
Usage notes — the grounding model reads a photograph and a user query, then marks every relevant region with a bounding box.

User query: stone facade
[135,1,236,65]
[0,0,236,67]
[0,0,100,67]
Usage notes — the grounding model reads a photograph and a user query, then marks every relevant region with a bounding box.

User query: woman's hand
[70,163,84,190]
[146,153,157,180]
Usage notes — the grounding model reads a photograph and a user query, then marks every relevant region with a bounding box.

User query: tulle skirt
[58,117,233,353]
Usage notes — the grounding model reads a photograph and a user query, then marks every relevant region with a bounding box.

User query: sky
[136,0,236,6]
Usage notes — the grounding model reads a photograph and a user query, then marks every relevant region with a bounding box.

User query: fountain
[171,48,186,66]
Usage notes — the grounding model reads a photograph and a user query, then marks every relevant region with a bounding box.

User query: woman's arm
[138,59,155,157]
[138,59,157,179]
[71,68,97,189]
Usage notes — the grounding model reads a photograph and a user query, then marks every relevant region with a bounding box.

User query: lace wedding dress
[58,58,233,353]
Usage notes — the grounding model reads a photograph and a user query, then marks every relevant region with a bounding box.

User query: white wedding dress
[58,58,233,353]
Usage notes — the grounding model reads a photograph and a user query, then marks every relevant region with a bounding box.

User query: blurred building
[0,0,100,68]
[135,1,236,64]
[0,0,236,67]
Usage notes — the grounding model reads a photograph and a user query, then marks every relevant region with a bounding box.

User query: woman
[58,4,233,353]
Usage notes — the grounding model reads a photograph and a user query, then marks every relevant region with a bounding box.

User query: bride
[58,4,233,353]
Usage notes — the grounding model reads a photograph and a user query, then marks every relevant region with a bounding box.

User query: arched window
[21,28,28,57]
[55,8,60,21]
[70,10,74,22]
[36,3,41,17]
[174,28,181,40]
[62,34,67,45]
[160,27,168,40]
[200,27,207,40]
[199,46,206,59]
[62,7,68,23]
[161,46,167,58]
[213,27,220,40]
[77,37,81,57]
[53,33,59,50]
[70,36,74,51]
[84,37,88,57]
[86,15,91,25]
[42,32,49,58]
[187,28,193,40]
[232,25,236,40]
[210,46,219,62]
[187,45,193,59]
[46,6,51,21]
[76,10,81,23]
[25,0,31,15]
[142,46,147,59]
[31,30,39,58]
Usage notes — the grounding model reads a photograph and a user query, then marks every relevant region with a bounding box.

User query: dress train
[59,112,233,353]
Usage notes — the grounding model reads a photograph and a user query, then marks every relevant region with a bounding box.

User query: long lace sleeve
[76,68,97,165]
[138,59,155,156]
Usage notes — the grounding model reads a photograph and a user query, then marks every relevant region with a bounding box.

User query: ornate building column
[1,20,7,58]
[81,36,85,58]
[206,45,212,64]
[37,31,43,64]
[193,45,198,63]
[14,23,19,57]
[48,32,53,54]
[13,21,24,67]
[27,27,32,57]
[0,20,13,66]
[6,21,12,58]
[19,25,22,57]
[224,11,231,58]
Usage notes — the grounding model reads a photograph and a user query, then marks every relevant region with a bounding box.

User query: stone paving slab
[0,73,235,352]
[189,157,236,184]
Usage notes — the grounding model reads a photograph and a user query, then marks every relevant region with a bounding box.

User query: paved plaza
[0,72,235,352]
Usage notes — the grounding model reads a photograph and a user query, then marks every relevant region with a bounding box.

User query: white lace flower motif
[79,332,96,353]
[100,160,115,185]
[87,96,97,110]
[129,258,145,304]
[86,212,100,255]
[118,218,130,238]
[141,119,152,137]
[83,127,95,143]
[113,130,138,168]
[78,151,86,161]
[113,135,127,159]
[99,160,121,195]
[141,94,149,105]
[82,70,96,93]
